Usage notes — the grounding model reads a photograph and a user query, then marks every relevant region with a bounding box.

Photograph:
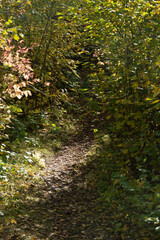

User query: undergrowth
[0,106,80,238]
[87,130,160,240]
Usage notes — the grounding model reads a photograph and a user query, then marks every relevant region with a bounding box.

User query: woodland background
[0,0,160,239]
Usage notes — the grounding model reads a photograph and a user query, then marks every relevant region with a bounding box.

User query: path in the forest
[12,137,113,240]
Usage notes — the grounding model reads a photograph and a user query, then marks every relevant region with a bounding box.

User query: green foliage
[0,136,44,234]
[71,0,160,237]
[0,0,82,109]
[0,0,160,238]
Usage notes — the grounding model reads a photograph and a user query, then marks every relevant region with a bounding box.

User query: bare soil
[1,137,113,240]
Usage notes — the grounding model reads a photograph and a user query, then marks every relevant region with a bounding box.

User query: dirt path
[2,137,113,240]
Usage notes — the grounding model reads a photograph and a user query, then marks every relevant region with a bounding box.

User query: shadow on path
[1,138,113,240]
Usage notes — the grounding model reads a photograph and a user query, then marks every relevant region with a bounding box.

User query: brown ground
[1,137,113,240]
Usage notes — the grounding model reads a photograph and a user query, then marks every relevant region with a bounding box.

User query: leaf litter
[0,136,113,240]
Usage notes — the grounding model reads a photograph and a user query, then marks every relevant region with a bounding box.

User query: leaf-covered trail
[1,136,113,240]
[34,137,112,240]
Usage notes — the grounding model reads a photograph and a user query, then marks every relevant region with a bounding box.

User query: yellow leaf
[5,18,13,25]
[152,100,160,104]
[26,1,32,6]
[106,115,111,119]
[142,12,147,16]
[78,51,85,54]
[122,149,128,154]
[155,60,160,66]
[58,16,63,20]
[94,129,98,133]
[117,144,123,147]
[11,219,17,224]
[2,30,7,35]
[13,34,19,41]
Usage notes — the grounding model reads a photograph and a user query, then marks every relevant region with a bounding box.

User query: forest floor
[0,133,115,240]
